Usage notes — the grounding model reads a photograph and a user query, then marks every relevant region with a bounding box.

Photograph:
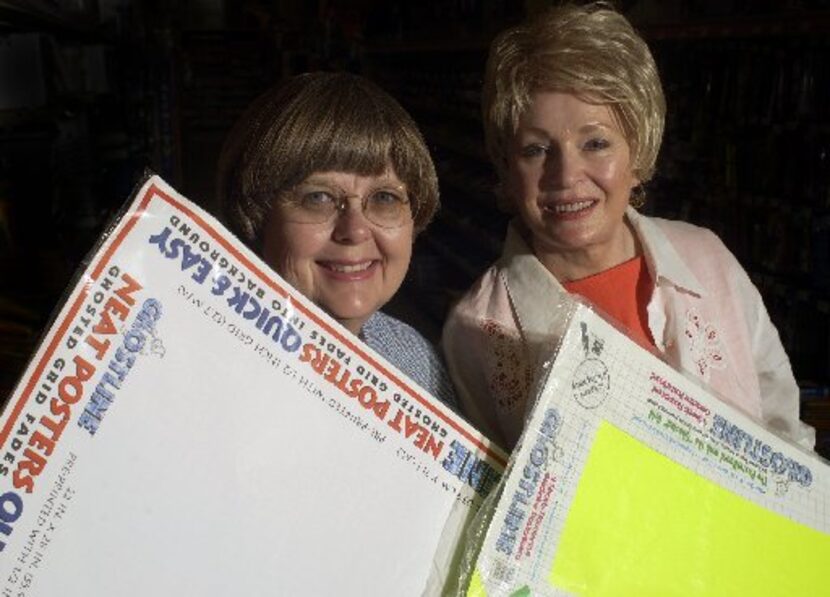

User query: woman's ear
[627,166,644,208]
[629,166,641,190]
[629,183,646,209]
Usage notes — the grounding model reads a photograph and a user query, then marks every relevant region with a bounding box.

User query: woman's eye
[520,144,548,158]
[368,191,409,218]
[300,190,336,209]
[583,138,611,151]
[370,191,406,205]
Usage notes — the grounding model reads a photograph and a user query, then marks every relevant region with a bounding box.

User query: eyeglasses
[279,181,412,229]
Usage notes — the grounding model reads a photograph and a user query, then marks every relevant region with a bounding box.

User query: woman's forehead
[300,168,405,188]
[515,92,621,131]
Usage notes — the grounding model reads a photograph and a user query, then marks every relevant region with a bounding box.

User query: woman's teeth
[547,200,594,213]
[327,261,372,273]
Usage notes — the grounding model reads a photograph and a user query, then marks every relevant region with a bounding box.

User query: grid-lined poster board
[0,175,505,596]
[470,303,828,596]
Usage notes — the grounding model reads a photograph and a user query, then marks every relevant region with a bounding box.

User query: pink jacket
[442,208,815,451]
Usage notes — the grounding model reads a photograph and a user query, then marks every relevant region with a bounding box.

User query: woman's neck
[531,218,640,283]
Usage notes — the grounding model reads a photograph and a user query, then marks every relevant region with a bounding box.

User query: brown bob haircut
[217,71,439,248]
[483,1,666,187]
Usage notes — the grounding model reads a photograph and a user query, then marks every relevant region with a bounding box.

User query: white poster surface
[0,175,505,596]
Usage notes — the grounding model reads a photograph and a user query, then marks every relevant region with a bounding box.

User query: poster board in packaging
[0,175,506,596]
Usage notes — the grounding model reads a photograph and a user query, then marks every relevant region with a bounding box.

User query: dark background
[2,0,829,454]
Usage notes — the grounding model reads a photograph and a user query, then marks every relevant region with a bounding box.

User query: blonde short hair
[483,1,666,185]
[217,71,439,247]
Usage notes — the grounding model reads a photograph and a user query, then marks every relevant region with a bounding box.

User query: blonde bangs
[483,2,666,189]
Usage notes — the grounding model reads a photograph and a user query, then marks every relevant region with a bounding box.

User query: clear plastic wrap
[451,297,829,596]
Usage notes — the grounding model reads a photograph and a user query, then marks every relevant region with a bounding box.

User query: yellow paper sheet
[550,421,829,596]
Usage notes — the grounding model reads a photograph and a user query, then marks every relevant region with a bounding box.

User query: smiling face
[506,91,640,279]
[261,169,413,335]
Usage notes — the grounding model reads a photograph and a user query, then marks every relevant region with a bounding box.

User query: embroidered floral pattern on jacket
[481,318,531,414]
[684,308,726,381]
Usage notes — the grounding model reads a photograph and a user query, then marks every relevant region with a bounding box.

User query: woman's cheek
[262,227,322,296]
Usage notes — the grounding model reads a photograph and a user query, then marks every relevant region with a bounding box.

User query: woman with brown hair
[218,71,456,407]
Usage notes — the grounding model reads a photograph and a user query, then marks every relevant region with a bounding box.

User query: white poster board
[0,175,506,596]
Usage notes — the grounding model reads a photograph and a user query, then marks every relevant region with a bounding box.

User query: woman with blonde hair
[443,2,813,449]
[218,71,456,407]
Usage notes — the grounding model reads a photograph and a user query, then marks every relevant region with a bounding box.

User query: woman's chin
[322,302,377,334]
[534,214,624,255]
[535,228,601,255]
[333,314,372,335]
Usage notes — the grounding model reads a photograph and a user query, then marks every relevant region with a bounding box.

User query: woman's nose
[542,146,581,189]
[332,202,371,244]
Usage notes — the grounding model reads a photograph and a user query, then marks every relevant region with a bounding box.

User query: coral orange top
[564,255,655,349]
